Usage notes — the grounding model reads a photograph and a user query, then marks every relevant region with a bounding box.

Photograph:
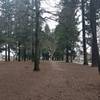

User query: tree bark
[32,0,35,62]
[66,48,69,63]
[70,50,73,63]
[8,44,10,61]
[90,0,100,73]
[5,44,7,61]
[34,0,40,71]
[23,46,26,61]
[18,42,21,62]
[82,0,88,65]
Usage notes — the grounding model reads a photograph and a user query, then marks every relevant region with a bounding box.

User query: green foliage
[0,0,36,60]
[40,25,56,55]
[55,0,79,57]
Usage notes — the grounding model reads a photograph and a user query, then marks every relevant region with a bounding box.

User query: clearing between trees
[0,61,100,100]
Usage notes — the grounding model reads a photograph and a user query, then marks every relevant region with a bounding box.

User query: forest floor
[0,61,100,100]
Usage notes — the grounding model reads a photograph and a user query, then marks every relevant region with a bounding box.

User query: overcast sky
[41,0,60,30]
[41,0,82,32]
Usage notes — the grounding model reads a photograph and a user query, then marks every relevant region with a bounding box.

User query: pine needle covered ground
[0,61,99,100]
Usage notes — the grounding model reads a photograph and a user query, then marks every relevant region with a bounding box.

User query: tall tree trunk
[5,44,7,61]
[90,0,100,72]
[23,46,26,61]
[82,0,88,65]
[70,50,73,63]
[15,44,18,61]
[32,0,35,62]
[32,43,34,62]
[8,44,10,61]
[18,42,21,62]
[32,28,35,62]
[34,0,40,71]
[66,48,69,63]
[70,55,73,63]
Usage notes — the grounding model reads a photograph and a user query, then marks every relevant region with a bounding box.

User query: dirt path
[0,61,100,100]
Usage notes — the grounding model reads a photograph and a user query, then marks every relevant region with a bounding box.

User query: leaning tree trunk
[90,0,100,72]
[82,0,88,65]
[34,0,40,71]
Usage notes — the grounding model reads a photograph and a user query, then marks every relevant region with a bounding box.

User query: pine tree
[55,0,79,62]
[81,0,88,65]
[0,0,14,61]
[34,0,40,71]
[90,0,100,72]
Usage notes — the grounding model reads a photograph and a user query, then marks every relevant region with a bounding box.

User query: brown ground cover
[0,61,100,100]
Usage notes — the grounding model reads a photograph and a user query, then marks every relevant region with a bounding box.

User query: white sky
[41,0,60,30]
[41,0,82,31]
